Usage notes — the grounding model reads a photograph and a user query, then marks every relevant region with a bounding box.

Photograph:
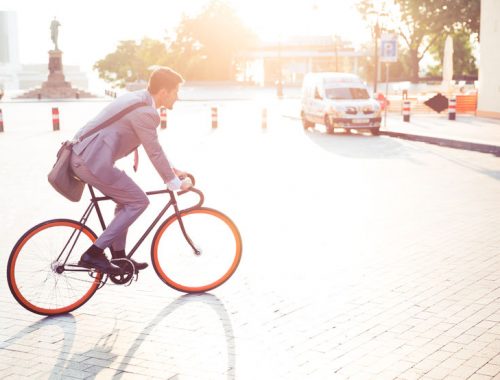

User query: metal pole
[277,39,283,98]
[335,39,339,71]
[384,63,389,129]
[373,21,379,93]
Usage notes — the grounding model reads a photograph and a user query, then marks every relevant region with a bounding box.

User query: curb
[380,130,500,156]
[282,114,500,157]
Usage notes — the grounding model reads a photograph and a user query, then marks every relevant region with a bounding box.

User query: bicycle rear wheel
[7,219,102,316]
[151,207,242,293]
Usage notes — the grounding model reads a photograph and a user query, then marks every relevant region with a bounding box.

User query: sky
[1,0,371,71]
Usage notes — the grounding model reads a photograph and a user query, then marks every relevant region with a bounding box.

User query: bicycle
[7,175,242,316]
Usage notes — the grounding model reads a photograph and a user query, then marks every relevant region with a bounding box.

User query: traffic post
[52,107,60,131]
[0,109,3,132]
[448,97,456,121]
[262,108,267,129]
[403,100,411,122]
[160,107,167,129]
[211,107,218,129]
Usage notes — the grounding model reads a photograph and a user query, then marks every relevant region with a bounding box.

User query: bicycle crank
[109,258,136,285]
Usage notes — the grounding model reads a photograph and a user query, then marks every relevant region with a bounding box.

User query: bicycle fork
[172,201,201,256]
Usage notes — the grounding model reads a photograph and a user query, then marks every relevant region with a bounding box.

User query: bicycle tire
[151,207,242,293]
[7,219,102,316]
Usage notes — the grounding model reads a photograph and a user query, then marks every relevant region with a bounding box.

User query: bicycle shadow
[113,293,235,379]
[2,294,235,378]
[61,320,120,379]
[0,314,76,379]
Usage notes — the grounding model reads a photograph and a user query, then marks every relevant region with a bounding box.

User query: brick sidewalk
[1,102,500,379]
[279,99,500,155]
[381,114,500,155]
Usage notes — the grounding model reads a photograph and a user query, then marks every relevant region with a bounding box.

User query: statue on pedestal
[16,17,95,99]
[50,17,61,51]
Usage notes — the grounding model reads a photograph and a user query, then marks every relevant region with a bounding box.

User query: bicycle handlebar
[178,173,196,187]
[174,173,204,207]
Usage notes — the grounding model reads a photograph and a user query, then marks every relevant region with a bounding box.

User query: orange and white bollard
[211,107,218,129]
[448,97,456,121]
[160,107,167,129]
[52,107,60,131]
[0,109,4,133]
[403,100,411,122]
[261,108,267,129]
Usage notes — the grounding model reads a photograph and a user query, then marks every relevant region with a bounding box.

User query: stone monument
[17,17,95,99]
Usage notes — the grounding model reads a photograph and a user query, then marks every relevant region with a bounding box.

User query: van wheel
[371,128,380,136]
[324,115,334,135]
[301,112,314,130]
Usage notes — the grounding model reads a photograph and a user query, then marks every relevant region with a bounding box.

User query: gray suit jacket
[72,90,175,185]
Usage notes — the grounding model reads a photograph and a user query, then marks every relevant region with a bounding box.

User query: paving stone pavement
[0,100,499,379]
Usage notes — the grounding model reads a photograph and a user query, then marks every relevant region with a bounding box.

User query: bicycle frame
[63,185,204,270]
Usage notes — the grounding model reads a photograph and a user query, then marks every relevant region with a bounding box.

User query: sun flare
[229,0,370,45]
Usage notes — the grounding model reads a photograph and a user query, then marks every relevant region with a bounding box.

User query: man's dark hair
[148,67,184,94]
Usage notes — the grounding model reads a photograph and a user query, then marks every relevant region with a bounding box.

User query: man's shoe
[78,252,123,275]
[111,258,148,273]
[111,250,148,272]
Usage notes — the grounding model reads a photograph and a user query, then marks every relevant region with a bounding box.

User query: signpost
[379,34,398,128]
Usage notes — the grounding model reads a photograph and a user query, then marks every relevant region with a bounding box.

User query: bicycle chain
[60,263,138,288]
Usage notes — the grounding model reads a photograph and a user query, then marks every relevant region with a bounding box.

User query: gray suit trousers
[71,153,149,251]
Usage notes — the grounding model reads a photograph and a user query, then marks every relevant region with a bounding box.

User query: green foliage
[426,30,478,77]
[94,0,257,85]
[167,0,257,80]
[93,38,169,88]
[356,0,480,82]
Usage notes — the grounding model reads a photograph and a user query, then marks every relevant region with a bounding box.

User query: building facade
[238,36,369,86]
[0,11,89,93]
[0,11,21,90]
[477,0,500,118]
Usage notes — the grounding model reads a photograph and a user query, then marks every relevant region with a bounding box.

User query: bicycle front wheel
[151,207,242,293]
[7,219,102,316]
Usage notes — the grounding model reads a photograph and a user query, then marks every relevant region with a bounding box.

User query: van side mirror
[314,88,322,100]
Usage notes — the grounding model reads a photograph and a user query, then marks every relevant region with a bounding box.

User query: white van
[301,72,382,135]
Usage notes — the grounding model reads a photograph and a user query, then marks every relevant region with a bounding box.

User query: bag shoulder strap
[77,101,149,142]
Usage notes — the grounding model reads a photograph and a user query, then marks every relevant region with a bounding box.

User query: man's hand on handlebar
[180,177,193,191]
[166,172,194,192]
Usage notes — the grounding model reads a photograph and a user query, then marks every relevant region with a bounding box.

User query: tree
[167,0,257,80]
[426,30,478,78]
[356,0,480,82]
[94,1,256,84]
[94,38,169,88]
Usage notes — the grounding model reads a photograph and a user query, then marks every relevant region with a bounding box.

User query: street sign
[380,33,398,63]
[424,93,449,113]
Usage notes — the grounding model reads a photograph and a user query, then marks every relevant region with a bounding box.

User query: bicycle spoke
[152,208,242,293]
[7,220,100,315]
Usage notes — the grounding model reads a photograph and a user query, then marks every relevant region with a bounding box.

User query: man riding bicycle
[71,67,192,275]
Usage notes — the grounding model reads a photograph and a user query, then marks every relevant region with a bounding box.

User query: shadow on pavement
[0,314,76,379]
[0,294,234,378]
[112,293,235,379]
[304,128,424,162]
[416,143,500,182]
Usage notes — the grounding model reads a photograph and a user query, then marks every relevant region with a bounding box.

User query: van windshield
[325,87,370,100]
